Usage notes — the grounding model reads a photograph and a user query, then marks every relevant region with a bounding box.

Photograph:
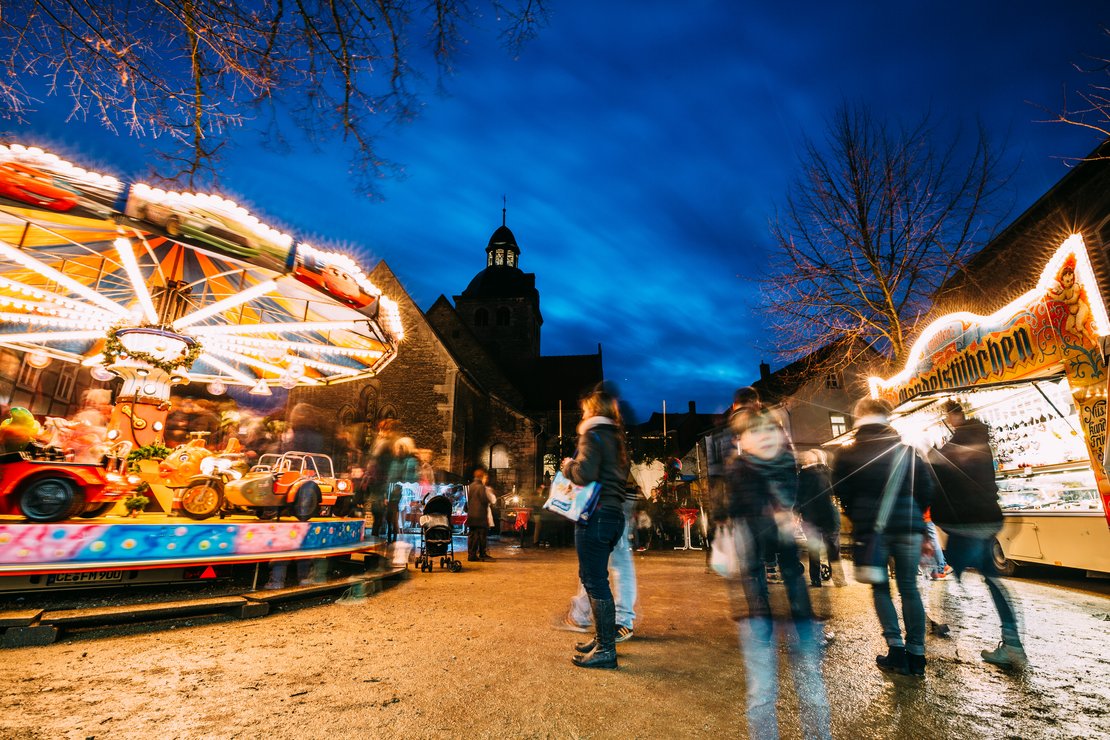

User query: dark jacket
[797,462,840,533]
[928,418,1001,526]
[562,419,629,514]
[466,481,492,527]
[726,452,798,520]
[832,423,932,536]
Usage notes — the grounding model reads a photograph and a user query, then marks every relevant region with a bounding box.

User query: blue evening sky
[3,2,1109,421]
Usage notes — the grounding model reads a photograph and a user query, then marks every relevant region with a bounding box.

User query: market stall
[867,234,1110,575]
[0,142,403,575]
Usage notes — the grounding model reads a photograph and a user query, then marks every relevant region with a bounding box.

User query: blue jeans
[870,532,926,656]
[570,517,636,627]
[575,509,625,601]
[738,617,831,740]
[942,527,1022,647]
[924,520,946,570]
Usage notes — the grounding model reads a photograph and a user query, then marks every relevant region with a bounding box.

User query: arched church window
[475,308,490,327]
[495,250,505,265]
[496,307,511,326]
[489,443,510,470]
[506,252,516,267]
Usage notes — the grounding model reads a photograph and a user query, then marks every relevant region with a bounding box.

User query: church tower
[453,208,543,370]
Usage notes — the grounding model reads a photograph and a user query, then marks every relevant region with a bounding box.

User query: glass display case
[890,375,1102,514]
[996,465,1102,513]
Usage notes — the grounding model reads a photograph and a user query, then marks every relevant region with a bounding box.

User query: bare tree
[0,0,549,192]
[761,103,1006,372]
[1041,26,1110,149]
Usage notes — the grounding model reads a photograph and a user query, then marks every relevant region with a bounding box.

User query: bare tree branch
[761,101,1006,372]
[0,0,550,193]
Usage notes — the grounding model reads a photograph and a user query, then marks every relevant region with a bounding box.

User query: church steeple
[486,200,520,268]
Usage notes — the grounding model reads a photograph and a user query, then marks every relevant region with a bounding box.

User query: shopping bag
[710,523,745,578]
[543,472,600,523]
[853,532,888,584]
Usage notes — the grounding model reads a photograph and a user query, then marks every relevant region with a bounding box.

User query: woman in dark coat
[560,383,630,670]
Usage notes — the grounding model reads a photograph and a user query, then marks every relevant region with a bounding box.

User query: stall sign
[870,234,1110,527]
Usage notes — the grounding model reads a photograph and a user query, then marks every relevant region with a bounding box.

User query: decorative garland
[103,327,203,373]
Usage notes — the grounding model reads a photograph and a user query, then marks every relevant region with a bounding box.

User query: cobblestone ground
[1,539,1108,739]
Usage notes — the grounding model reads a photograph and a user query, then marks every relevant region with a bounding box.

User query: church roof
[458,266,539,301]
[487,225,519,251]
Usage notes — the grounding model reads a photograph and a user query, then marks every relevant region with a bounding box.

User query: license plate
[45,570,126,586]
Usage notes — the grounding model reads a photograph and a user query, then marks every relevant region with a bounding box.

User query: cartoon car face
[0,162,79,212]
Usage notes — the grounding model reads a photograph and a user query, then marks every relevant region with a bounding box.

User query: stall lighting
[0,277,103,315]
[26,352,52,369]
[194,354,255,385]
[0,331,104,343]
[203,334,385,358]
[0,312,111,330]
[172,280,278,330]
[206,380,227,396]
[249,378,271,396]
[188,320,365,336]
[90,366,115,381]
[871,234,1110,398]
[294,357,360,377]
[0,239,129,317]
[113,237,160,324]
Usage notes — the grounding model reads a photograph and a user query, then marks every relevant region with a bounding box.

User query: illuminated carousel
[0,143,401,577]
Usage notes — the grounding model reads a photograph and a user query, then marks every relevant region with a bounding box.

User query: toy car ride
[220,451,353,521]
[0,442,134,522]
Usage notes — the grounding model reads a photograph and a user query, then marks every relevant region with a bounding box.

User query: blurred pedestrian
[833,398,933,677]
[705,386,763,567]
[385,436,417,543]
[726,408,830,739]
[929,400,1027,669]
[565,481,639,644]
[797,449,845,588]
[561,382,631,670]
[466,466,495,561]
[364,420,398,537]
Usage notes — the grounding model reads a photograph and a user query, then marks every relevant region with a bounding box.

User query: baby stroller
[414,494,463,572]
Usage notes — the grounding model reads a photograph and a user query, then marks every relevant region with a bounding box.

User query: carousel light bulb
[287,363,305,379]
[90,366,115,382]
[135,368,149,377]
[26,352,51,369]
[143,383,158,395]
[262,347,286,362]
[106,429,120,440]
[207,380,227,396]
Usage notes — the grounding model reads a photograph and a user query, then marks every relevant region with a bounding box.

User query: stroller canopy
[423,494,453,518]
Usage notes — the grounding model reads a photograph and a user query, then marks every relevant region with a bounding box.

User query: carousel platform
[0,514,379,575]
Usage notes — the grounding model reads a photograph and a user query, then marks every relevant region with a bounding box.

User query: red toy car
[0,161,80,212]
[0,443,133,522]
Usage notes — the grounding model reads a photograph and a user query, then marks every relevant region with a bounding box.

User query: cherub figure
[1047,259,1092,340]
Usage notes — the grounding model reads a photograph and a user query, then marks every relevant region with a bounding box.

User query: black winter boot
[906,652,927,677]
[573,598,618,669]
[876,645,908,674]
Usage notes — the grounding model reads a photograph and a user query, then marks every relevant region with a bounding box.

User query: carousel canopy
[0,143,402,388]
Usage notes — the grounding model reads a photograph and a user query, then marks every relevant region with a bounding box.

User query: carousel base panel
[0,514,381,575]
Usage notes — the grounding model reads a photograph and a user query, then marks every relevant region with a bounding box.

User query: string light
[171,280,278,330]
[113,237,159,324]
[0,239,129,317]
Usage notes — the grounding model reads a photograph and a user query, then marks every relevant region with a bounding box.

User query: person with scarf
[560,382,631,670]
[833,397,933,677]
[727,409,830,740]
